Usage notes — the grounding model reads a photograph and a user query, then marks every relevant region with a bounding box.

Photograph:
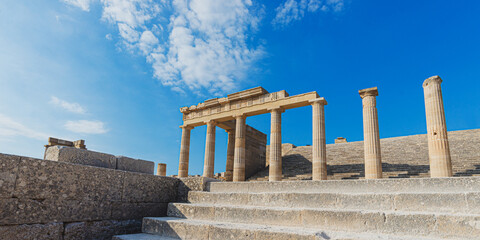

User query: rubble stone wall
[0,153,179,240]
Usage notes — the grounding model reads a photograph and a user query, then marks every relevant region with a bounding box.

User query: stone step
[167,203,480,239]
[113,233,178,240]
[187,191,480,214]
[210,176,480,193]
[138,217,444,240]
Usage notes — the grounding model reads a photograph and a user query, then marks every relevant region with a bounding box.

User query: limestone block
[168,203,214,220]
[208,226,255,240]
[435,214,480,238]
[45,145,116,169]
[142,218,208,239]
[111,202,168,220]
[383,212,436,236]
[64,220,141,240]
[0,153,20,198]
[122,173,178,203]
[116,156,154,174]
[177,176,220,202]
[394,193,467,213]
[302,209,384,232]
[14,156,123,201]
[0,222,63,240]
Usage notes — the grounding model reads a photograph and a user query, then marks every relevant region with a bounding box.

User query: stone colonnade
[177,76,454,181]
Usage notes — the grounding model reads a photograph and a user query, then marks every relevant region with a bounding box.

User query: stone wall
[244,125,267,179]
[0,153,179,240]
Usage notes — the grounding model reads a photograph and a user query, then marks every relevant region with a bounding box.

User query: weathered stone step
[188,191,480,214]
[167,203,480,239]
[113,233,178,240]
[209,177,480,193]
[138,217,444,240]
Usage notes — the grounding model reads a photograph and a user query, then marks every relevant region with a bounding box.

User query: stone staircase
[248,129,480,181]
[114,177,480,239]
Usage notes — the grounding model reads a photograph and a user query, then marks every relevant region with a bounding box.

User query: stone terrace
[248,129,480,181]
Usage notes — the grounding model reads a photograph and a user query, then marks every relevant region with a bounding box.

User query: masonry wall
[245,125,267,179]
[0,153,179,240]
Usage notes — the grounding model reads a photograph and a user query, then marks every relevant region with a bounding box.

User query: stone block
[143,218,209,239]
[168,203,214,220]
[64,220,142,240]
[302,209,384,232]
[177,176,219,202]
[393,193,467,213]
[0,222,63,240]
[122,173,178,203]
[14,156,123,201]
[112,202,168,220]
[0,153,20,198]
[435,214,480,238]
[383,212,436,236]
[116,156,154,174]
[45,145,116,169]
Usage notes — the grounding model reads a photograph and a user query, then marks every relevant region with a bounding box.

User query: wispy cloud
[62,0,93,11]
[64,120,108,134]
[61,0,264,96]
[50,96,86,114]
[273,0,344,27]
[0,114,49,141]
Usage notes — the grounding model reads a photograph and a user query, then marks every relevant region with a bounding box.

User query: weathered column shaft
[269,108,283,181]
[203,121,216,178]
[311,98,327,180]
[157,163,166,176]
[423,76,452,177]
[233,116,246,182]
[360,87,382,179]
[178,126,192,178]
[225,130,235,181]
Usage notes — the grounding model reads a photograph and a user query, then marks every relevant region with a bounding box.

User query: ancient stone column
[269,107,283,181]
[157,163,166,176]
[233,115,247,182]
[359,87,382,179]
[225,129,235,181]
[423,76,453,177]
[310,97,328,180]
[203,120,216,178]
[178,126,192,178]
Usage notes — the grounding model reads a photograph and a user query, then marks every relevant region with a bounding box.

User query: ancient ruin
[1,75,480,239]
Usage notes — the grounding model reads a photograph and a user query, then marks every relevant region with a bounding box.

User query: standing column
[225,129,235,181]
[359,87,382,179]
[203,120,216,178]
[233,115,246,182]
[157,163,166,176]
[310,98,328,180]
[178,126,192,178]
[423,76,453,177]
[269,107,283,181]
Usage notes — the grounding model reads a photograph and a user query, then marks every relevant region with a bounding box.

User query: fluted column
[178,126,192,178]
[157,163,166,176]
[203,120,216,178]
[225,129,235,181]
[310,97,328,180]
[359,87,382,179]
[233,115,246,182]
[423,76,453,177]
[269,107,283,181]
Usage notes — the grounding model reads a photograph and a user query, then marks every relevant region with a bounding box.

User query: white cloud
[50,96,86,114]
[273,0,344,26]
[63,0,264,96]
[0,114,49,141]
[64,120,108,134]
[62,0,94,11]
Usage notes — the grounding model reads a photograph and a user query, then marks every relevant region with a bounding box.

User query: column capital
[267,106,285,113]
[233,114,246,119]
[204,120,216,125]
[179,125,194,130]
[309,97,328,105]
[423,75,442,88]
[225,129,235,134]
[359,87,378,99]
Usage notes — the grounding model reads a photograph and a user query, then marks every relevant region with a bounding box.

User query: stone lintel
[227,86,269,101]
[359,87,379,99]
[267,106,285,113]
[423,75,442,88]
[309,97,328,105]
[179,125,194,130]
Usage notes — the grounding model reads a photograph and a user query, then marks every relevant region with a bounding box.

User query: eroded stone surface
[116,156,154,174]
[0,222,63,240]
[0,153,19,198]
[45,146,116,169]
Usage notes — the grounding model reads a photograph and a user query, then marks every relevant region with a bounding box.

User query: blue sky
[1,0,479,176]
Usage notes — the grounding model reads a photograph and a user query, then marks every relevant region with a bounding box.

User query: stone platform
[114,176,480,239]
